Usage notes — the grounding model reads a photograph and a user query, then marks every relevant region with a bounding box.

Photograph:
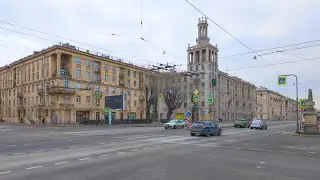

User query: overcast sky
[1,0,320,108]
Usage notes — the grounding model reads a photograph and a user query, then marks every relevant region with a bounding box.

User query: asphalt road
[0,121,319,180]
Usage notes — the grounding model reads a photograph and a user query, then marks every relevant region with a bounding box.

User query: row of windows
[74,57,138,78]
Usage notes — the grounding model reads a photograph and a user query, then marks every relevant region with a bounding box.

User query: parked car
[164,119,185,129]
[250,119,267,130]
[234,119,250,128]
[190,121,222,136]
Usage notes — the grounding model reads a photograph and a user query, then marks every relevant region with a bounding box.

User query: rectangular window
[86,84,92,90]
[112,76,116,83]
[93,62,99,71]
[86,60,90,67]
[95,86,100,92]
[95,98,100,105]
[86,96,90,103]
[127,69,131,76]
[104,64,108,70]
[94,74,99,82]
[76,83,81,91]
[112,87,116,93]
[133,71,136,78]
[76,57,81,64]
[133,80,137,87]
[76,69,81,77]
[64,80,69,88]
[104,75,108,82]
[76,96,81,103]
[112,67,116,75]
[86,72,91,81]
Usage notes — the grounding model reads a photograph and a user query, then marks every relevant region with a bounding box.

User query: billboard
[105,95,125,110]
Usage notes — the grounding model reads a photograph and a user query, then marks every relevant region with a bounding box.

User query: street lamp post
[279,74,299,132]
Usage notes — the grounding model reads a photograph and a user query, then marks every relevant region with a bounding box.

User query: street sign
[299,99,311,109]
[277,76,287,86]
[193,95,200,103]
[185,111,191,117]
[208,98,214,104]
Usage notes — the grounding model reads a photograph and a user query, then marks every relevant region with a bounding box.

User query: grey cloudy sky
[1,0,320,108]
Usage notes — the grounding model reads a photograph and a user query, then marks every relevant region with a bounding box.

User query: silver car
[164,120,185,129]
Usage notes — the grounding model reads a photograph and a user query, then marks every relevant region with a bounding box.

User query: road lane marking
[26,166,43,170]
[99,154,109,157]
[34,150,45,152]
[130,149,139,152]
[116,152,124,155]
[143,147,150,150]
[54,161,69,165]
[68,146,78,148]
[53,148,62,151]
[7,145,16,147]
[0,171,12,175]
[24,143,33,145]
[78,157,90,161]
[13,153,24,155]
[99,143,106,145]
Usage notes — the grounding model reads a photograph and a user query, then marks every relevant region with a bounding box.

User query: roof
[218,71,256,87]
[0,43,151,72]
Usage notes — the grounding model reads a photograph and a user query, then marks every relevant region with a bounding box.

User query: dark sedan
[190,121,222,137]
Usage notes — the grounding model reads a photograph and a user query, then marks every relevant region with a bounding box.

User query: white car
[164,120,185,129]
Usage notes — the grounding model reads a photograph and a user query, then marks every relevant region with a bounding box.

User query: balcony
[60,69,71,79]
[38,86,77,95]
[59,101,74,108]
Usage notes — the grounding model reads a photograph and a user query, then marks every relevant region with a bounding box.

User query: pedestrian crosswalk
[0,126,13,132]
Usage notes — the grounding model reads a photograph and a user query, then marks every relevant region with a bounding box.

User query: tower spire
[196,17,209,44]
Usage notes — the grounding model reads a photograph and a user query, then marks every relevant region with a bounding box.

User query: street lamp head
[253,56,257,59]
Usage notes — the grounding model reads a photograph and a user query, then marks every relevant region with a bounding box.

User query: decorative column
[57,53,61,76]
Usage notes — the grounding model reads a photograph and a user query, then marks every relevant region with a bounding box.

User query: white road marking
[310,152,316,154]
[24,143,33,145]
[260,161,265,164]
[7,145,16,147]
[53,148,62,151]
[13,153,24,155]
[143,147,150,150]
[130,149,139,152]
[155,145,161,147]
[26,166,43,170]
[67,140,73,141]
[99,154,109,157]
[68,146,78,148]
[34,150,45,152]
[78,157,90,161]
[0,171,12,175]
[54,161,69,165]
[99,143,106,145]
[256,166,262,169]
[116,152,125,155]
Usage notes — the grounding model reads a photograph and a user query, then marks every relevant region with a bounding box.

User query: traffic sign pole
[278,74,299,132]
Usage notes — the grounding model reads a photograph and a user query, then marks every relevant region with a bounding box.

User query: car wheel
[165,127,168,129]
[190,133,195,136]
[217,130,222,136]
[205,130,210,137]
[265,126,268,129]
[181,125,185,129]
[173,125,176,129]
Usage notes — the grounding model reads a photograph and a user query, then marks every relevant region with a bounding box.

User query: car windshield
[168,120,178,123]
[252,120,261,124]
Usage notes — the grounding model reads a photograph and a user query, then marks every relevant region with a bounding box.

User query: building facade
[217,72,256,121]
[0,44,147,123]
[256,87,296,120]
[158,17,257,122]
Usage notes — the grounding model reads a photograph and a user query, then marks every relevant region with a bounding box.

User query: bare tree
[162,72,186,119]
[145,73,162,120]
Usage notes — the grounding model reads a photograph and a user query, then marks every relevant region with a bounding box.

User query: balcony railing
[38,86,77,94]
[59,101,74,107]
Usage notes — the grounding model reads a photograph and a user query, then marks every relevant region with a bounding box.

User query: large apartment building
[256,87,297,120]
[0,44,147,123]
